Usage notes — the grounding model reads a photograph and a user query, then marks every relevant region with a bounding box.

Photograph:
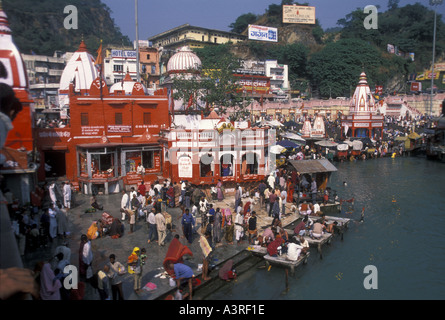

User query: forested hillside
[222,0,445,97]
[2,0,131,55]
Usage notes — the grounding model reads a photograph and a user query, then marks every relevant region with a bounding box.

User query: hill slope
[3,0,131,55]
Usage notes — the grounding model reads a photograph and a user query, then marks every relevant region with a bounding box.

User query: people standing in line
[55,202,69,239]
[258,180,267,208]
[234,184,242,210]
[48,207,58,241]
[173,182,181,207]
[48,181,57,207]
[224,208,234,245]
[310,178,317,204]
[138,180,146,196]
[264,186,271,213]
[234,207,244,245]
[268,190,277,217]
[181,208,195,244]
[146,208,158,244]
[216,179,224,201]
[184,185,191,211]
[97,265,110,300]
[247,211,257,244]
[62,181,71,211]
[199,196,208,229]
[107,254,125,300]
[128,208,136,234]
[281,188,287,216]
[267,172,275,190]
[78,234,93,282]
[213,207,223,245]
[155,211,167,246]
[120,190,130,221]
[127,247,143,294]
[130,193,140,221]
[199,234,212,281]
[37,262,61,300]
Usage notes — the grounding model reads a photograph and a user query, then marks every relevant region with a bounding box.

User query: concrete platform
[21,192,300,300]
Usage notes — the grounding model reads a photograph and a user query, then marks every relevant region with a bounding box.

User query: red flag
[94,40,103,66]
[186,93,193,110]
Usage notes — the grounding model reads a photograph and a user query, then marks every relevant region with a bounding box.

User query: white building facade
[265,60,289,96]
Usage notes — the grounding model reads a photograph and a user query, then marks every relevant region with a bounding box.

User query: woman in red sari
[287,180,294,203]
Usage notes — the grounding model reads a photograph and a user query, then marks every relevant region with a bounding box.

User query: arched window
[241,152,258,175]
[200,153,214,177]
[220,154,234,177]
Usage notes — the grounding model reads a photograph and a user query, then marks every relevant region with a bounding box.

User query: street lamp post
[135,0,140,82]
[429,0,443,116]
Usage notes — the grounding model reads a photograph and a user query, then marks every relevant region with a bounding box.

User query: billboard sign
[248,25,278,42]
[283,5,316,24]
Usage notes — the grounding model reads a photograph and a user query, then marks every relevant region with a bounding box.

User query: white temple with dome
[341,71,384,139]
[109,69,148,95]
[162,46,206,111]
[166,46,202,77]
[58,40,99,108]
[0,5,28,95]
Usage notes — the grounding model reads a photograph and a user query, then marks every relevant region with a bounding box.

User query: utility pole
[135,0,140,82]
[429,0,443,116]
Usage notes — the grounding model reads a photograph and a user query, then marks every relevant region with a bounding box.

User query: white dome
[167,46,201,74]
[0,7,28,92]
[350,72,375,113]
[59,41,98,94]
[109,71,147,95]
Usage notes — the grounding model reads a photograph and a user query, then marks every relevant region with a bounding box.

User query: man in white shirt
[281,189,287,216]
[62,182,71,210]
[267,173,275,190]
[48,182,57,207]
[155,211,167,246]
[235,208,244,245]
[146,208,157,244]
[286,238,303,261]
[153,181,162,193]
[120,190,129,221]
[136,163,145,175]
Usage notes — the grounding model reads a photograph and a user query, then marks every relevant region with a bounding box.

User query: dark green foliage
[3,0,131,55]
[307,38,401,98]
[229,13,258,34]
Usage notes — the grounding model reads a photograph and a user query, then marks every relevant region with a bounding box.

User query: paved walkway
[21,191,300,300]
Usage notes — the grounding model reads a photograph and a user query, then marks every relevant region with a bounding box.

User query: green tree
[268,43,309,90]
[3,0,130,55]
[229,13,258,34]
[308,38,406,98]
[172,46,244,120]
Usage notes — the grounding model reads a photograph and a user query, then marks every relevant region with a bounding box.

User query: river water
[206,157,445,300]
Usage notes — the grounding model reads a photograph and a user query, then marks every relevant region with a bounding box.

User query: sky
[102,0,445,41]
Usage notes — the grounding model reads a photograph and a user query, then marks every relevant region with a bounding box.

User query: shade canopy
[315,140,338,147]
[270,145,286,154]
[282,132,306,142]
[277,139,299,148]
[288,159,337,174]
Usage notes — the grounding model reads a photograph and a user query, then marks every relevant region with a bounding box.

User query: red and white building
[35,41,171,194]
[162,47,274,187]
[0,5,36,204]
[341,72,384,139]
[33,43,276,194]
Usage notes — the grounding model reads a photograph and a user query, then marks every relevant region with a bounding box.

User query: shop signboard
[283,5,316,24]
[248,25,277,42]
